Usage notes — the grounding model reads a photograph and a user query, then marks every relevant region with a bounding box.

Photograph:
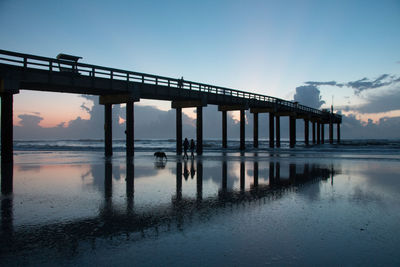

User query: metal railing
[0,49,341,120]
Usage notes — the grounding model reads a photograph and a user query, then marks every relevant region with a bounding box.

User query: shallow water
[1,150,400,266]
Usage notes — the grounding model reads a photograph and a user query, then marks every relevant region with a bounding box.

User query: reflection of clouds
[16,165,42,172]
[350,187,384,206]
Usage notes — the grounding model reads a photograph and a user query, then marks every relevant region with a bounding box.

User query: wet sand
[1,151,400,266]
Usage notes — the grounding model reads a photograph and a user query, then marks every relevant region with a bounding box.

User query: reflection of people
[190,159,196,179]
[190,139,195,158]
[178,76,184,88]
[183,161,189,180]
[183,138,189,159]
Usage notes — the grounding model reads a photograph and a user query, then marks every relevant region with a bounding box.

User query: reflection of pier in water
[1,159,338,255]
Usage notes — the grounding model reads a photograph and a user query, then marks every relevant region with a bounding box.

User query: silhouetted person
[190,139,195,158]
[178,76,184,88]
[183,138,189,159]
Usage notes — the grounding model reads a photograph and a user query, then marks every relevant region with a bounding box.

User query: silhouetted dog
[154,151,167,160]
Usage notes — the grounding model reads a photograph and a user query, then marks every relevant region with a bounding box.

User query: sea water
[1,139,400,266]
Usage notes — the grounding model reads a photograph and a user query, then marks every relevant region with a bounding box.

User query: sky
[1,0,400,139]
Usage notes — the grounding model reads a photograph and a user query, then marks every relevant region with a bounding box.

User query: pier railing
[0,49,341,120]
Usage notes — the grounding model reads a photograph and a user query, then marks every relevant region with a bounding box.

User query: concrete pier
[276,115,280,148]
[312,121,316,144]
[269,113,275,148]
[253,113,258,148]
[329,121,333,144]
[1,93,13,164]
[176,108,182,155]
[222,110,227,148]
[126,101,134,157]
[289,115,296,148]
[104,104,113,157]
[321,123,325,144]
[197,107,203,155]
[337,122,341,143]
[317,122,321,144]
[240,110,245,151]
[304,118,309,146]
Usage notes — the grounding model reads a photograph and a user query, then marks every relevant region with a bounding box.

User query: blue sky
[1,0,400,137]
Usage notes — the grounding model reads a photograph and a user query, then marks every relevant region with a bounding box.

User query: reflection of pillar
[321,123,325,144]
[289,115,296,148]
[312,121,316,144]
[317,122,321,144]
[276,162,280,182]
[304,119,309,146]
[1,196,13,239]
[176,108,182,155]
[253,113,258,148]
[222,110,227,148]
[253,162,259,188]
[104,104,113,156]
[126,101,134,157]
[1,93,13,164]
[269,113,275,148]
[126,159,134,212]
[222,161,227,191]
[196,107,203,155]
[240,161,245,191]
[240,110,245,150]
[176,162,182,201]
[269,161,274,186]
[337,123,341,144]
[276,115,280,147]
[1,163,13,195]
[105,161,112,199]
[196,161,203,201]
[289,163,296,183]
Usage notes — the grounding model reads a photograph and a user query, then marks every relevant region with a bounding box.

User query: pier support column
[253,113,258,148]
[329,121,333,144]
[312,121,316,144]
[222,110,227,148]
[289,115,296,148]
[337,123,341,143]
[126,101,134,157]
[321,123,325,144]
[240,109,245,151]
[317,122,321,144]
[176,108,182,155]
[104,104,113,157]
[196,107,203,155]
[304,119,309,146]
[1,93,13,164]
[276,115,280,148]
[269,113,275,148]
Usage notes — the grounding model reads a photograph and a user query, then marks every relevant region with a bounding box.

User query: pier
[0,49,342,163]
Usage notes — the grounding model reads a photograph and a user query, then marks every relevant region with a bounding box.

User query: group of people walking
[183,137,195,159]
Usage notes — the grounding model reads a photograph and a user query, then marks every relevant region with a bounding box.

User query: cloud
[354,89,400,114]
[346,74,400,95]
[293,85,325,109]
[305,81,343,87]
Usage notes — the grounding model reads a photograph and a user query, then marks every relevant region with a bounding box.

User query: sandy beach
[1,146,400,266]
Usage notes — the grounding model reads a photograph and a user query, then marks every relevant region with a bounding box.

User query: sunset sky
[1,0,399,138]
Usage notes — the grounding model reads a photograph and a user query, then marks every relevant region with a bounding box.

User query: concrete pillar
[104,104,113,157]
[312,121,316,144]
[176,108,182,155]
[240,109,245,150]
[253,113,258,148]
[289,115,296,148]
[304,119,309,146]
[317,122,321,144]
[196,107,203,155]
[269,113,275,148]
[276,115,281,148]
[329,121,333,144]
[321,123,325,144]
[1,163,13,195]
[337,123,341,143]
[1,93,13,164]
[126,101,134,157]
[222,110,227,148]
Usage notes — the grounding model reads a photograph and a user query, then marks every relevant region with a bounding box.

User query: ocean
[1,139,400,266]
